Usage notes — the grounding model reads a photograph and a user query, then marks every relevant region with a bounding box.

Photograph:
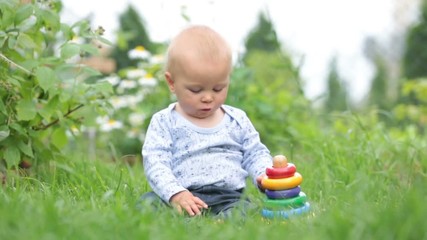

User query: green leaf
[36,66,57,91]
[60,43,80,59]
[9,123,27,136]
[52,128,67,149]
[81,66,101,77]
[7,35,17,49]
[17,15,37,32]
[59,90,72,103]
[19,81,33,99]
[94,81,113,94]
[15,4,34,25]
[7,75,22,88]
[4,145,21,168]
[0,3,14,28]
[60,23,73,41]
[17,32,37,49]
[0,35,6,48]
[38,9,60,32]
[80,44,99,56]
[0,125,10,142]
[96,36,113,46]
[18,140,34,158]
[38,95,59,120]
[0,98,6,115]
[16,99,37,121]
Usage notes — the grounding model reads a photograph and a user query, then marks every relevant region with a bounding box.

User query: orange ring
[261,172,302,190]
[265,163,296,179]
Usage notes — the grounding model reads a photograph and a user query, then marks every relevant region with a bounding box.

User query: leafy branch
[32,104,84,131]
[0,53,33,76]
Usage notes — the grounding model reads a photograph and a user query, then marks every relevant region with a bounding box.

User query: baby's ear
[165,72,175,92]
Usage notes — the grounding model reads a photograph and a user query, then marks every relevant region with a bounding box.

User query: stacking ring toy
[265,186,301,199]
[263,192,307,209]
[261,172,302,190]
[261,202,310,219]
[266,163,296,179]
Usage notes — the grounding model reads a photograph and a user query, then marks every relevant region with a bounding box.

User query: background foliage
[0,0,112,169]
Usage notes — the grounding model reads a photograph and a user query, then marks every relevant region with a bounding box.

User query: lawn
[0,118,426,240]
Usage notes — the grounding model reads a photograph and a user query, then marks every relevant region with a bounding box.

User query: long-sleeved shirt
[142,103,272,203]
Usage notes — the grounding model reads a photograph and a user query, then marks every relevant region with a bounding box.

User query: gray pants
[139,185,252,216]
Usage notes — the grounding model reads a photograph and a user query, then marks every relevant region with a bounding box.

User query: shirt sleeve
[142,113,186,203]
[239,114,272,185]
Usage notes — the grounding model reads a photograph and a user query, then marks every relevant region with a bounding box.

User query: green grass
[1,124,426,239]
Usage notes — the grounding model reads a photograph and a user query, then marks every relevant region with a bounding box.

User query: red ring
[265,163,296,179]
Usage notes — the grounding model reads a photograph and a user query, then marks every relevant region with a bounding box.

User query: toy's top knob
[273,155,288,168]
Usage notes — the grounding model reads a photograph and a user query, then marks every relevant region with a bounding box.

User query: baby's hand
[256,174,266,192]
[170,190,208,217]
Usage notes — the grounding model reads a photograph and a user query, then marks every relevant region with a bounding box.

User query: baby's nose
[201,94,213,102]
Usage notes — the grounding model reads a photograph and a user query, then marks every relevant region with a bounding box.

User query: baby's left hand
[256,174,266,192]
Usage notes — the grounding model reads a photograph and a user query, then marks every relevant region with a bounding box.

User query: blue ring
[261,202,311,219]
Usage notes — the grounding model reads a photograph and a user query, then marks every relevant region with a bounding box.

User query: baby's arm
[239,114,272,190]
[143,114,186,203]
[143,113,208,216]
[170,190,208,216]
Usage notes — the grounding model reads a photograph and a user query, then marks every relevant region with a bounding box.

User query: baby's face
[167,56,230,120]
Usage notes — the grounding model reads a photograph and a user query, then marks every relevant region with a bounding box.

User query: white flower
[128,46,151,60]
[103,75,120,86]
[126,69,147,79]
[138,74,158,87]
[126,128,139,138]
[70,35,84,44]
[127,95,144,108]
[118,79,138,90]
[96,116,123,132]
[128,113,146,126]
[149,54,165,65]
[110,96,128,109]
[127,129,145,142]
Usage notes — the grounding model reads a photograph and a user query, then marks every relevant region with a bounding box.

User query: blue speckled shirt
[142,103,272,203]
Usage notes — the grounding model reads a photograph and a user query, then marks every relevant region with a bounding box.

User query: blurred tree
[403,0,427,79]
[235,10,316,151]
[399,0,427,106]
[368,56,390,110]
[228,51,315,153]
[243,12,281,62]
[110,5,156,70]
[363,37,391,110]
[324,57,349,112]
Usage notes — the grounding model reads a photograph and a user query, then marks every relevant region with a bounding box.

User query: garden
[1,1,426,239]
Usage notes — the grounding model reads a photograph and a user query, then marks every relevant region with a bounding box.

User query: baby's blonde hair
[165,25,232,75]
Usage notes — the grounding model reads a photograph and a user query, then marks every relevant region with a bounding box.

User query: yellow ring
[261,172,302,190]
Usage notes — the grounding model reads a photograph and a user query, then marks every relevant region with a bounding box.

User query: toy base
[261,202,310,219]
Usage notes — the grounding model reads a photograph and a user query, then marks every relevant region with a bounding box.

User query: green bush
[228,51,319,154]
[0,0,112,168]
[393,78,427,134]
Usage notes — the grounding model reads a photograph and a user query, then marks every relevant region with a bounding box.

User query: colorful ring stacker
[261,172,302,190]
[265,186,301,199]
[265,163,296,179]
[263,192,307,209]
[261,202,311,219]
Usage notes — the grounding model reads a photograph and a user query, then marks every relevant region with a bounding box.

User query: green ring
[263,192,307,209]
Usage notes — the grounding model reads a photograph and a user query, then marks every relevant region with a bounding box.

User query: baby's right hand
[169,190,208,217]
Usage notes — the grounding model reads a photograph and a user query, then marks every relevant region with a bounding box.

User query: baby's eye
[213,88,223,92]
[189,88,201,93]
